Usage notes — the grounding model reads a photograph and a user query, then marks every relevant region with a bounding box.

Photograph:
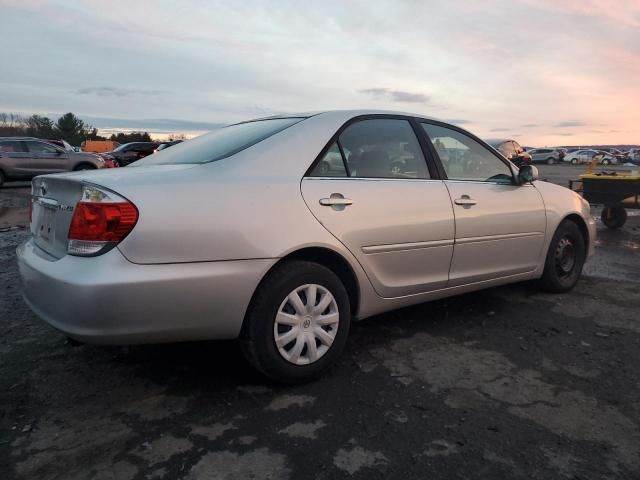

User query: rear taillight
[67,186,138,256]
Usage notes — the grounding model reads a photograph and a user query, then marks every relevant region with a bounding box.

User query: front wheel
[570,158,578,165]
[546,157,555,165]
[240,260,351,384]
[540,220,586,293]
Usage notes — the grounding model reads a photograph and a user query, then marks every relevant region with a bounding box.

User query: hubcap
[555,237,576,277]
[274,284,339,365]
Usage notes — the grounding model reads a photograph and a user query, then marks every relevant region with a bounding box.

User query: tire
[570,158,578,165]
[546,157,555,165]
[601,159,610,165]
[540,220,586,293]
[240,260,351,384]
[601,207,627,229]
[73,164,96,171]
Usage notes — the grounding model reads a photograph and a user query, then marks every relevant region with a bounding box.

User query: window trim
[304,114,440,180]
[418,120,518,184]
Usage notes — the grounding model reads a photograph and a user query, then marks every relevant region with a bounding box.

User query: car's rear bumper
[17,237,275,345]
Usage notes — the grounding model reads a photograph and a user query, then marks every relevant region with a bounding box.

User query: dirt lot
[1,165,640,479]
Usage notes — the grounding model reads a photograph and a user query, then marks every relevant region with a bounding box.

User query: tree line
[0,112,153,146]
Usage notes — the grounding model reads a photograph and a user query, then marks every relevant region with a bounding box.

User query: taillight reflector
[68,202,138,241]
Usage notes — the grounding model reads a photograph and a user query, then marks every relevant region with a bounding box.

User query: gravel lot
[1,164,640,479]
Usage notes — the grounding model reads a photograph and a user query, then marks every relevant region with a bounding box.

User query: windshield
[135,118,304,166]
[113,143,130,152]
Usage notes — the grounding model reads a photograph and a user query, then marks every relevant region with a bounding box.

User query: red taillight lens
[68,202,138,241]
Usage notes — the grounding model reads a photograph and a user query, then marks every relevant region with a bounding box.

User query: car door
[24,140,69,174]
[0,140,32,178]
[301,117,455,298]
[421,122,546,287]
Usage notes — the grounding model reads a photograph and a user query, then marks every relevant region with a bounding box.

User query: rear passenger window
[0,140,25,152]
[310,142,348,177]
[311,119,429,179]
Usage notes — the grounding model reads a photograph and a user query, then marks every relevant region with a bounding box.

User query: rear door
[24,140,70,175]
[301,117,455,298]
[0,140,32,178]
[421,122,546,286]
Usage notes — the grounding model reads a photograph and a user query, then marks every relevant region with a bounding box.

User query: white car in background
[564,149,616,165]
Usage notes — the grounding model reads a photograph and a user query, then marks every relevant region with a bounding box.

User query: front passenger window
[422,123,513,184]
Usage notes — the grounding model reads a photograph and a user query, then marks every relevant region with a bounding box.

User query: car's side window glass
[422,123,513,184]
[0,141,25,153]
[310,142,348,177]
[338,119,429,179]
[25,141,58,154]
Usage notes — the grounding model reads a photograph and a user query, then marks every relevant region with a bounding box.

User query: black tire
[601,207,627,229]
[73,164,96,171]
[240,260,351,384]
[601,159,610,166]
[0,170,5,188]
[540,220,586,293]
[571,158,578,165]
[546,157,555,165]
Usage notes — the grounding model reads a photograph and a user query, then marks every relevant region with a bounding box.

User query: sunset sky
[1,0,638,145]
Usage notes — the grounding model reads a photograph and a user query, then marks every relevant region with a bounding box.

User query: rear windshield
[135,117,304,166]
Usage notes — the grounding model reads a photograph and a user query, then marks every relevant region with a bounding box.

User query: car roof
[235,109,446,125]
[485,138,514,145]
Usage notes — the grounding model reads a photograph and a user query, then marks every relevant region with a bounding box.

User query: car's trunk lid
[31,176,84,259]
[30,164,197,259]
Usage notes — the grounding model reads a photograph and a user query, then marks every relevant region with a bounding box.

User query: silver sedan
[17,111,596,383]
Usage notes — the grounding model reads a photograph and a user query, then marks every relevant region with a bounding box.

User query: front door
[301,117,455,298]
[421,122,546,286]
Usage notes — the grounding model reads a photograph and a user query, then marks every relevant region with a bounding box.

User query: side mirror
[518,165,538,184]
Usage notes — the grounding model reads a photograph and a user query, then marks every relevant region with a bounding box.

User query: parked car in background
[101,142,159,166]
[154,140,183,153]
[82,140,120,153]
[527,148,561,165]
[597,147,627,162]
[564,149,616,165]
[46,139,75,152]
[17,110,595,382]
[0,137,109,187]
[626,148,640,164]
[556,148,567,161]
[486,139,532,167]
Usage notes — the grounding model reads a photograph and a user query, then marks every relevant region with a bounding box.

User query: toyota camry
[17,111,595,383]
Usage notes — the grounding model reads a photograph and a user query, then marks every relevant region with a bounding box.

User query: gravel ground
[1,165,640,479]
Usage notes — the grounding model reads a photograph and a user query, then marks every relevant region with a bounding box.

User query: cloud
[76,87,165,97]
[359,88,429,104]
[551,132,575,136]
[553,121,587,128]
[490,127,510,132]
[521,124,539,128]
[443,118,471,125]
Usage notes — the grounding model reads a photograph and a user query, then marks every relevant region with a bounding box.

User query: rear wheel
[546,157,555,165]
[601,207,627,229]
[540,220,586,293]
[601,158,610,165]
[570,158,578,165]
[240,260,351,384]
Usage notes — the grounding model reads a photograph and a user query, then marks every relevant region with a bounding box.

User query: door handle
[454,195,477,206]
[319,193,353,209]
[320,197,353,206]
